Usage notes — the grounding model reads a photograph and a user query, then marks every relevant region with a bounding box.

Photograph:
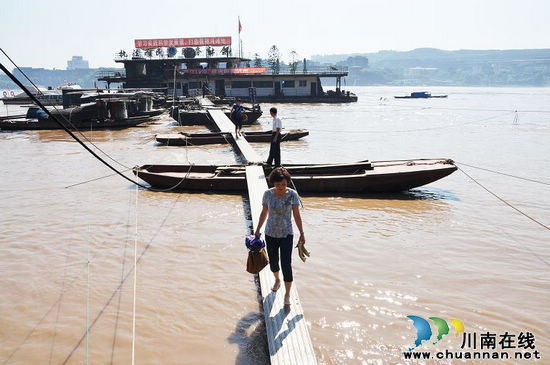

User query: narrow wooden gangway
[207,109,262,164]
[247,166,317,365]
[198,97,215,108]
[207,106,317,364]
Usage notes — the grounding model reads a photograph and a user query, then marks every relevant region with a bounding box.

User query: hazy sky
[1,0,549,69]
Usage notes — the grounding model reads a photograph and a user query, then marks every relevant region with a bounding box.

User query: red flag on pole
[238,18,242,33]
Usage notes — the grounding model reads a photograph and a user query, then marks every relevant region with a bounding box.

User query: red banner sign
[135,37,231,49]
[179,67,267,75]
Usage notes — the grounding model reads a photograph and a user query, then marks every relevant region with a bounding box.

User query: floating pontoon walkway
[198,97,215,107]
[207,109,262,163]
[207,106,317,364]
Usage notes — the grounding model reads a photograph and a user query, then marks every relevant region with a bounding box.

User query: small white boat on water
[1,83,81,106]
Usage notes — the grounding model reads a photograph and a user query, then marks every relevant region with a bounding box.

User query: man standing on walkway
[267,107,282,167]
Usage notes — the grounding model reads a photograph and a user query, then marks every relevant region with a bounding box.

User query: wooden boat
[170,106,262,126]
[0,115,152,130]
[0,94,165,130]
[137,108,166,118]
[1,83,81,106]
[0,114,27,121]
[155,129,309,145]
[0,102,153,131]
[1,91,63,106]
[394,91,448,99]
[132,158,457,193]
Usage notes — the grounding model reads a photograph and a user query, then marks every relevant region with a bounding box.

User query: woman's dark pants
[232,116,243,130]
[265,234,294,282]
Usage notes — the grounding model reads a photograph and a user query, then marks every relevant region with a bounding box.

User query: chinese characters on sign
[178,68,267,75]
[134,37,232,49]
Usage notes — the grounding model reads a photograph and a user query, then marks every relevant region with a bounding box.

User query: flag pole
[238,16,241,58]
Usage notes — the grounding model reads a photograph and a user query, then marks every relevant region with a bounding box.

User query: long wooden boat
[0,115,152,130]
[155,129,309,145]
[133,158,457,193]
[0,101,162,131]
[170,107,262,126]
[0,114,27,121]
[130,108,165,119]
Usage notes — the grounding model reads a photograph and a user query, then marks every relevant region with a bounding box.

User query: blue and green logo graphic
[407,315,464,351]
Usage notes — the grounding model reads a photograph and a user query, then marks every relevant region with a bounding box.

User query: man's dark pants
[267,132,281,167]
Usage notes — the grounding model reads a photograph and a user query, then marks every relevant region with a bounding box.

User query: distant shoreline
[2,46,549,89]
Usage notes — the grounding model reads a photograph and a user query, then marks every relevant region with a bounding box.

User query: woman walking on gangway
[254,167,306,306]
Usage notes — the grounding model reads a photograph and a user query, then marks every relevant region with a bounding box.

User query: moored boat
[133,158,456,193]
[0,100,155,131]
[0,115,152,130]
[170,105,262,126]
[155,129,309,145]
[1,83,81,106]
[394,91,448,99]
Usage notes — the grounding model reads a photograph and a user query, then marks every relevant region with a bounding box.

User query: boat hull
[133,159,456,194]
[171,109,262,126]
[0,96,64,106]
[394,95,448,99]
[0,116,151,130]
[155,129,309,145]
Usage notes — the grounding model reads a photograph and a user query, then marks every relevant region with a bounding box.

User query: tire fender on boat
[2,91,6,97]
[10,91,14,97]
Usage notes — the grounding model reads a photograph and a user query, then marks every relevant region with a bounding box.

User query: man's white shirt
[272,117,282,131]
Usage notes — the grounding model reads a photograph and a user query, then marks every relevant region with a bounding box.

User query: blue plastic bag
[245,235,265,252]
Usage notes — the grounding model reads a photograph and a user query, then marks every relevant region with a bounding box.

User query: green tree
[268,45,280,74]
[289,51,298,73]
[253,53,262,67]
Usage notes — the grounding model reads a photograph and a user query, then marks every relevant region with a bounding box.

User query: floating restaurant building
[98,36,357,103]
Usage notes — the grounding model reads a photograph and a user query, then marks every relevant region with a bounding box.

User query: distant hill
[312,48,550,86]
[2,48,549,89]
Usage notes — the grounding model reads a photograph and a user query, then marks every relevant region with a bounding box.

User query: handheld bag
[245,235,269,274]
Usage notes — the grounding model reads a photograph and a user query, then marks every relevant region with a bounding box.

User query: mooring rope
[110,190,133,364]
[2,232,119,365]
[131,170,138,365]
[456,162,550,186]
[458,166,550,232]
[1,53,200,193]
[86,225,90,365]
[60,192,182,365]
[495,219,550,268]
[288,175,304,209]
[85,123,93,365]
[0,48,131,171]
[64,168,133,189]
[47,237,71,365]
[312,111,514,134]
[0,58,149,189]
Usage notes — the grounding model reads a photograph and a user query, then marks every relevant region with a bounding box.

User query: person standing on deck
[266,107,282,167]
[230,98,244,137]
[254,168,305,306]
